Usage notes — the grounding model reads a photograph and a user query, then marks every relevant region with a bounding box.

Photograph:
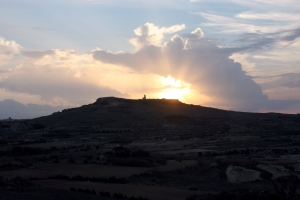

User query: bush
[32,123,46,130]
[190,186,198,191]
[99,191,111,197]
[10,146,49,156]
[132,150,150,157]
[113,193,126,199]
[113,146,131,157]
[0,176,5,187]
[1,124,10,128]
[111,157,151,167]
[50,175,70,180]
[273,176,299,199]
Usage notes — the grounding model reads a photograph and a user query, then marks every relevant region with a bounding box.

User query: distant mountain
[0,99,71,119]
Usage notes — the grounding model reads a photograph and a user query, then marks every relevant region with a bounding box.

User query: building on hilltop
[143,95,146,100]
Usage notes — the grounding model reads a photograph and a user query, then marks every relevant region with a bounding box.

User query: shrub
[132,150,150,157]
[273,176,299,200]
[113,146,131,157]
[99,191,111,197]
[190,186,198,191]
[113,192,125,199]
[10,146,49,156]
[32,123,46,130]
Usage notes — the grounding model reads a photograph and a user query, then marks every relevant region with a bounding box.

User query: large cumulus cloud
[0,37,21,65]
[93,24,269,111]
[130,23,186,50]
[0,49,129,106]
[0,37,21,56]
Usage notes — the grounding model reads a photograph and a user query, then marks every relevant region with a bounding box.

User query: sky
[0,0,300,113]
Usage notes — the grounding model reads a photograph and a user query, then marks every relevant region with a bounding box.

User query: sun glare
[162,76,181,87]
[160,76,191,101]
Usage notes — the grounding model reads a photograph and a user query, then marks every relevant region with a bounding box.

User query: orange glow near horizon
[159,76,192,101]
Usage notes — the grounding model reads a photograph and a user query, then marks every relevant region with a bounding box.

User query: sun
[160,88,186,100]
[159,76,191,100]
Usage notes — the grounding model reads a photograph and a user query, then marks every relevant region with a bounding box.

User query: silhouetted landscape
[1,97,300,200]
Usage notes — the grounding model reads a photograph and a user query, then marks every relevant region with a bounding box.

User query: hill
[33,97,232,127]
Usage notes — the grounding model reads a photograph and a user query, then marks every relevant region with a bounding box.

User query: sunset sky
[1,0,300,113]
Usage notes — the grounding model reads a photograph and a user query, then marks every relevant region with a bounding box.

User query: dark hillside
[32,97,231,127]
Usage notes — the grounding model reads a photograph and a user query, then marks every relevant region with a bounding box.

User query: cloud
[0,64,128,105]
[191,0,300,9]
[282,28,300,42]
[74,0,188,8]
[22,50,56,59]
[94,24,300,112]
[249,0,300,8]
[235,12,300,21]
[191,28,204,38]
[196,12,299,34]
[231,35,300,77]
[94,27,271,111]
[130,23,186,50]
[0,49,129,106]
[0,37,21,61]
[250,73,300,113]
[255,73,300,90]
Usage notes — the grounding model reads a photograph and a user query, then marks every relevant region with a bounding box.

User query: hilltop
[33,97,232,127]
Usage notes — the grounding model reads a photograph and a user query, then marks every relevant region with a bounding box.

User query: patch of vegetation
[70,188,96,195]
[0,146,50,157]
[0,176,33,188]
[189,186,198,191]
[113,146,131,157]
[31,123,46,130]
[110,157,152,167]
[1,124,10,128]
[99,191,111,197]
[49,175,127,184]
[107,147,153,167]
[111,192,149,200]
[132,150,150,157]
[186,190,278,200]
[0,140,8,144]
[273,175,299,200]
